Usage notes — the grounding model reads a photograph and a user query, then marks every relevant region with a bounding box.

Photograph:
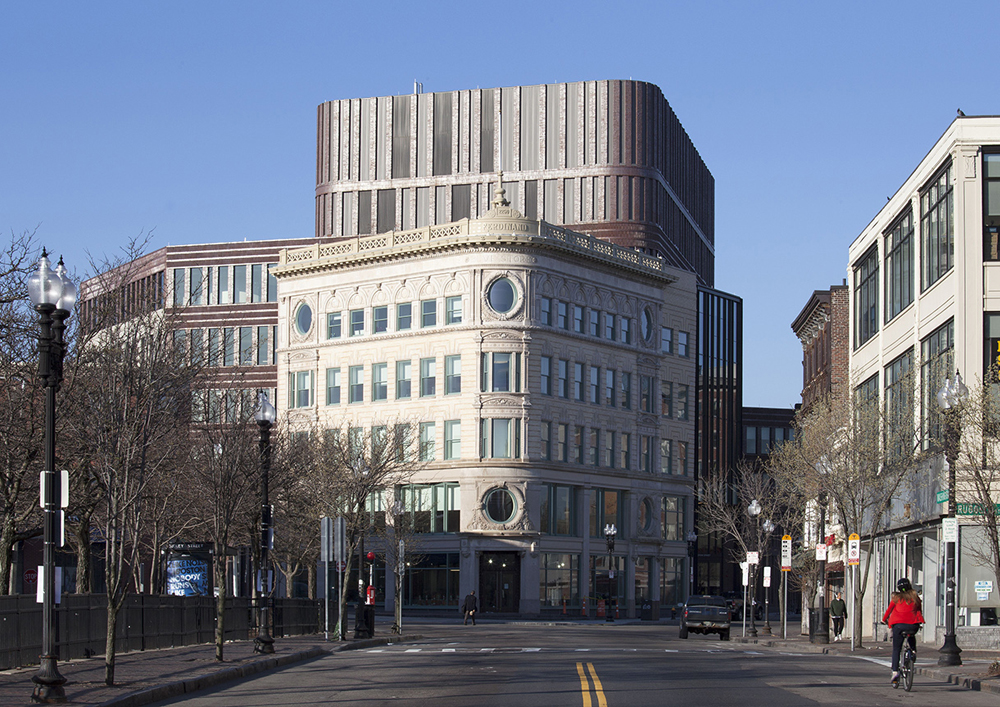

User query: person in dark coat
[462,590,478,625]
[830,592,848,641]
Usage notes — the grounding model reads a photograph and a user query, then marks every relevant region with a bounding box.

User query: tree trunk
[104,597,119,685]
[214,551,227,662]
[307,563,315,600]
[0,515,14,595]
[74,518,92,593]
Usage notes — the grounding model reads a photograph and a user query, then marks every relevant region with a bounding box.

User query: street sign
[337,560,346,572]
[942,517,959,543]
[763,566,771,588]
[936,489,949,504]
[740,561,749,586]
[334,516,346,565]
[320,517,333,562]
[747,551,759,565]
[781,535,792,571]
[848,533,860,566]
[815,543,827,561]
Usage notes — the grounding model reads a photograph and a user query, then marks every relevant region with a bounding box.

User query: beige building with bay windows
[272,186,697,617]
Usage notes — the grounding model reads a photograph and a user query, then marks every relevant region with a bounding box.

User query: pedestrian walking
[462,590,478,625]
[830,591,847,641]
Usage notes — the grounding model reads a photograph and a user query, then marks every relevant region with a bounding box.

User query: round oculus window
[484,488,516,524]
[295,303,313,335]
[641,308,654,342]
[487,278,518,314]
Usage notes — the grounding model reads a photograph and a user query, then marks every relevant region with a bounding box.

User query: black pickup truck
[679,595,731,640]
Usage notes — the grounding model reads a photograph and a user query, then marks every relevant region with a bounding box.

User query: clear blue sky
[5,1,999,408]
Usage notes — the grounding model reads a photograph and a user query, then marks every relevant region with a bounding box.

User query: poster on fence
[166,555,210,596]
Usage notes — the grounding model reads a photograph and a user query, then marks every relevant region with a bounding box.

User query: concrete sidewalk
[729,624,1000,695]
[0,631,417,707]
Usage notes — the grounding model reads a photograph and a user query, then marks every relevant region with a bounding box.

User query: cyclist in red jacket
[882,577,924,685]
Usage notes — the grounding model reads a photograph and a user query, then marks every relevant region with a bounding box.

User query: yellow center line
[575,662,593,707]
[586,663,608,707]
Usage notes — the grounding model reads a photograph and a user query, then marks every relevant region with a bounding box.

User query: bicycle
[894,628,918,692]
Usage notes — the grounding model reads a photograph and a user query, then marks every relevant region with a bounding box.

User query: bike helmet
[896,577,912,592]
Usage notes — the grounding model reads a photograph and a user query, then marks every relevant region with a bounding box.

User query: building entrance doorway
[479,552,520,613]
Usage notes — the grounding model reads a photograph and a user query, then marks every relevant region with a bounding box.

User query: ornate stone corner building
[273,189,698,618]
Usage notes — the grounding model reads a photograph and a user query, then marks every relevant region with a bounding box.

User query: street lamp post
[253,392,276,655]
[29,250,76,704]
[604,523,617,622]
[937,372,967,667]
[762,519,775,636]
[747,500,761,638]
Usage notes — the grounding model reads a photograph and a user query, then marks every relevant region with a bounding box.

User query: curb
[95,635,422,707]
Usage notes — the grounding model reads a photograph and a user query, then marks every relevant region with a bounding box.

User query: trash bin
[808,608,830,644]
[641,601,653,621]
[354,604,375,639]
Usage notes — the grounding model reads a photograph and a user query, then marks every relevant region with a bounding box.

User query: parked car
[679,595,731,640]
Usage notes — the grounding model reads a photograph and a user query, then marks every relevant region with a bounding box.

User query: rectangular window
[445,355,462,394]
[574,362,584,401]
[620,372,632,409]
[257,326,269,365]
[267,264,277,303]
[223,328,235,366]
[620,433,631,470]
[588,428,599,466]
[985,153,1000,261]
[573,425,584,464]
[419,422,436,462]
[661,326,673,354]
[589,489,621,538]
[397,302,412,330]
[662,496,685,541]
[745,427,757,455]
[541,297,552,326]
[172,268,185,306]
[885,349,914,459]
[884,211,914,322]
[444,420,461,460]
[558,359,569,398]
[420,357,436,396]
[396,360,412,399]
[327,312,342,339]
[373,306,388,334]
[557,301,569,330]
[604,369,615,406]
[207,328,220,367]
[239,327,253,365]
[446,296,463,325]
[661,381,673,417]
[189,268,204,305]
[573,305,584,333]
[640,375,652,413]
[394,424,411,462]
[481,418,521,459]
[603,430,615,467]
[540,487,576,537]
[289,370,313,408]
[251,264,263,303]
[234,265,247,303]
[921,319,954,447]
[640,435,652,473]
[189,328,203,366]
[660,439,673,474]
[677,331,688,357]
[540,356,552,395]
[326,368,341,405]
[922,162,954,288]
[400,483,461,535]
[557,423,568,462]
[216,266,230,305]
[372,363,388,401]
[421,299,437,327]
[590,366,600,403]
[350,309,364,337]
[483,352,520,392]
[349,365,363,403]
[676,384,689,420]
[589,309,600,337]
[621,318,631,344]
[541,421,552,460]
[854,246,879,348]
[677,441,688,476]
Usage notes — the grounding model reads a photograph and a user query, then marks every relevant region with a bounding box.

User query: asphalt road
[149,624,995,707]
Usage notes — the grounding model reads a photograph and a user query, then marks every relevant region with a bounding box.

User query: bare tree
[66,241,200,685]
[769,375,921,647]
[185,389,260,661]
[0,230,45,595]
